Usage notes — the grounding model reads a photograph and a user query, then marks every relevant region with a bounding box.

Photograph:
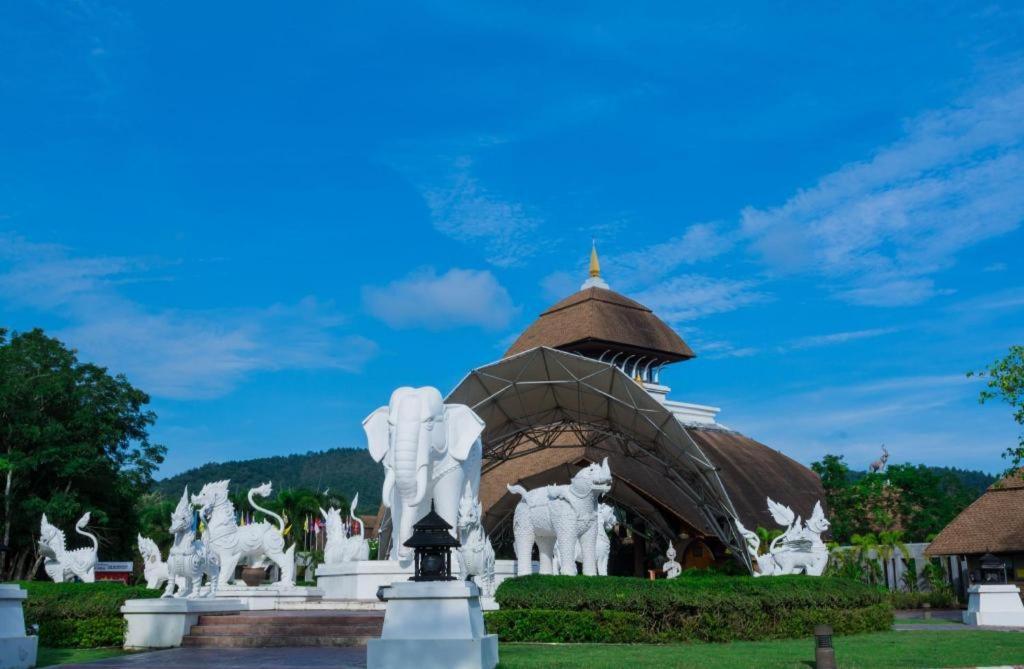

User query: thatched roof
[925,471,1024,557]
[504,287,695,362]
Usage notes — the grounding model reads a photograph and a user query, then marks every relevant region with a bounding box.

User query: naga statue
[456,494,495,596]
[321,492,370,564]
[39,513,98,583]
[163,487,220,598]
[508,458,613,576]
[191,480,295,586]
[736,497,831,577]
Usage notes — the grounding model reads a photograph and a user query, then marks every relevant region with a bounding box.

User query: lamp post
[403,501,461,582]
[813,624,836,669]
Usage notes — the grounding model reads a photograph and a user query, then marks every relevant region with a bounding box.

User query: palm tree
[850,533,880,585]
[877,530,911,591]
[755,526,783,555]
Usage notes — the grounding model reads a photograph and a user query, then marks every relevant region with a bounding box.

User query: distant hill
[847,465,996,494]
[156,448,384,509]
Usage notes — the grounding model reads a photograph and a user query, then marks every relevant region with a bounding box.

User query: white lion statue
[191,480,295,586]
[163,487,220,598]
[508,458,612,576]
[456,493,495,595]
[39,512,98,583]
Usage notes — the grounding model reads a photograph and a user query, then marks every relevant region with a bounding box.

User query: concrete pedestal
[317,559,536,609]
[963,584,1024,627]
[0,585,37,669]
[368,580,497,669]
[121,598,246,649]
[213,584,323,610]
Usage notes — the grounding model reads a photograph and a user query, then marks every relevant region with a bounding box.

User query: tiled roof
[925,471,1024,556]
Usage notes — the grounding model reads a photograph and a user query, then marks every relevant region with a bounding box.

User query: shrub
[889,589,958,610]
[489,573,892,643]
[18,581,160,648]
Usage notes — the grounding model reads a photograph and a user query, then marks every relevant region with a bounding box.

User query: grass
[37,647,131,667]
[497,631,1024,669]
[897,618,965,625]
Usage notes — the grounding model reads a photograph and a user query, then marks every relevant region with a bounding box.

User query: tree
[0,329,165,579]
[970,345,1024,477]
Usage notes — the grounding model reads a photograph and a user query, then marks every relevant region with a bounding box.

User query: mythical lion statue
[163,487,220,598]
[191,480,295,586]
[39,513,98,583]
[456,494,495,596]
[321,492,370,564]
[508,458,612,576]
[737,498,830,577]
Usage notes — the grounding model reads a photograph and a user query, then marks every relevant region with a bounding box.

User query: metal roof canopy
[446,346,753,572]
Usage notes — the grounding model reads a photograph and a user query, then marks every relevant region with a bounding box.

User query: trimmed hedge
[487,574,893,643]
[18,581,161,648]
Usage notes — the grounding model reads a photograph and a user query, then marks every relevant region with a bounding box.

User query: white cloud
[741,77,1024,306]
[363,267,518,330]
[0,235,376,400]
[635,274,770,323]
[785,327,901,351]
[606,222,734,289]
[422,156,540,267]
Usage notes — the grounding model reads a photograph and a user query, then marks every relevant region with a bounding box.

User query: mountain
[156,447,384,509]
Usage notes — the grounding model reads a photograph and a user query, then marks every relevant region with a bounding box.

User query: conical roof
[504,286,695,362]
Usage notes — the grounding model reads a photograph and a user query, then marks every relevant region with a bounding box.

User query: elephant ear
[444,403,484,461]
[363,406,391,462]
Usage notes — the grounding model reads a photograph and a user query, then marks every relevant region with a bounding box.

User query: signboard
[95,562,133,572]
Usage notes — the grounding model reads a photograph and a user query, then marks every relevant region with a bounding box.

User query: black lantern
[979,553,1008,584]
[404,501,460,582]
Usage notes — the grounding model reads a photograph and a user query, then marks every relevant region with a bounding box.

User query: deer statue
[869,445,889,474]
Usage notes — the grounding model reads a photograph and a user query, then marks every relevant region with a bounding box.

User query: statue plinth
[0,585,37,669]
[963,584,1024,627]
[368,580,498,669]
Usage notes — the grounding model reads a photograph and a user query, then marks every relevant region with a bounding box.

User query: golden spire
[589,241,601,278]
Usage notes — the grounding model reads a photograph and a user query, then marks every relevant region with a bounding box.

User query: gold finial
[589,241,601,278]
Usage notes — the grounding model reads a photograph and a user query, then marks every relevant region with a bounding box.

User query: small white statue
[163,487,220,599]
[663,542,682,579]
[737,498,830,577]
[322,492,370,564]
[508,458,613,576]
[138,534,170,589]
[456,494,496,596]
[39,512,98,583]
[191,480,295,586]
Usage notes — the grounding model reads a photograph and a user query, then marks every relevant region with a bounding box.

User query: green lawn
[37,647,131,668]
[498,631,1024,669]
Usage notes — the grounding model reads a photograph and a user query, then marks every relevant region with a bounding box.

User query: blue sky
[1,2,1022,477]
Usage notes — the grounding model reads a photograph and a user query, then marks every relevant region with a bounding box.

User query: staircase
[183,610,384,648]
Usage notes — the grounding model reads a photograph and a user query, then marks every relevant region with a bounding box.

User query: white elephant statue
[364,386,485,564]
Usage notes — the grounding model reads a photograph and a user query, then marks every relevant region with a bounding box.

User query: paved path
[51,647,367,669]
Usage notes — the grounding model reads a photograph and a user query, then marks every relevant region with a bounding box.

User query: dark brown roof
[504,287,695,361]
[481,425,825,539]
[925,471,1024,556]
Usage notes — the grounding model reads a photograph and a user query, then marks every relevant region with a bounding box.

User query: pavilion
[438,247,825,575]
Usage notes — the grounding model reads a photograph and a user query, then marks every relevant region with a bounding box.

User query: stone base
[316,558,535,610]
[213,584,324,611]
[0,584,38,669]
[0,636,38,669]
[121,598,247,649]
[369,637,499,669]
[963,584,1024,627]
[367,580,497,669]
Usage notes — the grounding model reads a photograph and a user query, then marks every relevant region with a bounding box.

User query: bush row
[489,574,893,643]
[18,581,160,648]
[889,589,958,610]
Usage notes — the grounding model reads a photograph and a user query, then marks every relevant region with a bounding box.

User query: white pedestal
[963,584,1024,627]
[317,559,536,610]
[0,585,37,669]
[121,598,247,649]
[368,580,498,669]
[212,584,323,611]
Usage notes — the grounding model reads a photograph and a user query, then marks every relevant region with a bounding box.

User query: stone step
[195,613,382,626]
[189,623,383,636]
[182,634,375,648]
